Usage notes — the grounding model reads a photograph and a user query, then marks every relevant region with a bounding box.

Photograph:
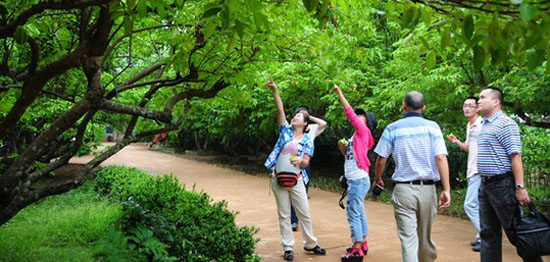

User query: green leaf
[404,6,420,28]
[137,0,147,17]
[127,0,136,10]
[426,51,436,69]
[253,13,262,29]
[419,36,430,49]
[546,59,550,74]
[123,16,133,35]
[203,22,215,39]
[203,7,222,18]
[235,20,244,39]
[421,8,432,25]
[441,27,451,49]
[14,26,28,44]
[471,34,487,46]
[473,45,486,71]
[527,49,545,70]
[226,31,236,53]
[463,14,474,41]
[220,8,229,28]
[525,33,542,49]
[489,48,501,65]
[488,16,500,49]
[520,3,537,21]
[156,1,165,17]
[302,0,317,12]
[259,13,270,30]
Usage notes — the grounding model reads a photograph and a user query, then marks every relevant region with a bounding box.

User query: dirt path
[72,143,543,262]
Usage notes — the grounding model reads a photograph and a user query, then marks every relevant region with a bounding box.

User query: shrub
[121,175,260,261]
[529,186,550,216]
[94,165,152,198]
[95,166,260,261]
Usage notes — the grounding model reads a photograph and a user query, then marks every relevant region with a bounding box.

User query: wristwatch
[515,184,525,189]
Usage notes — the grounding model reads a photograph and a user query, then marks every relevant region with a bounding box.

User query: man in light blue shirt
[374,91,451,262]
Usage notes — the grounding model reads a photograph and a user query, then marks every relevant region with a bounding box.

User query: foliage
[93,226,144,262]
[94,166,260,261]
[1,0,549,226]
[0,181,122,261]
[520,126,550,188]
[94,165,152,197]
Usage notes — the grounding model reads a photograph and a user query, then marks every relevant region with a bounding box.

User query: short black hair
[354,108,367,117]
[465,96,478,103]
[404,91,425,110]
[295,106,310,115]
[482,86,504,104]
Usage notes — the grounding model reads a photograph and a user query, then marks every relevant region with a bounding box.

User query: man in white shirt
[447,96,483,252]
[290,106,327,231]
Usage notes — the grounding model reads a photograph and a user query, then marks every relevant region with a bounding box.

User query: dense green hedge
[94,166,260,261]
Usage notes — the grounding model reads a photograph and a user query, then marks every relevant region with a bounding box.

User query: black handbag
[512,203,550,258]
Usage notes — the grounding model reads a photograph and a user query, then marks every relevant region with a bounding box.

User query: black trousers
[479,174,542,262]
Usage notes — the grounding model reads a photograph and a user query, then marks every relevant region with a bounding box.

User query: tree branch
[104,23,185,59]
[96,99,172,123]
[0,0,114,39]
[165,78,229,112]
[513,106,550,128]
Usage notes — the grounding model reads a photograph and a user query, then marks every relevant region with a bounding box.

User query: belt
[480,172,512,183]
[394,180,436,185]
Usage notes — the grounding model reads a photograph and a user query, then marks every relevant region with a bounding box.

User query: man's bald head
[404,91,425,111]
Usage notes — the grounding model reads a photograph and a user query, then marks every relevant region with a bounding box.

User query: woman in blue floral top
[264,78,326,261]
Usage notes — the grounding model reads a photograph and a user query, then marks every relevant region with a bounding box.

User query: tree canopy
[0,0,549,225]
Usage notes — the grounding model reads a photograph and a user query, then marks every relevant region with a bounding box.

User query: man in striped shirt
[374,91,451,262]
[476,86,541,262]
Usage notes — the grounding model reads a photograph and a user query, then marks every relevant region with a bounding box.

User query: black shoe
[341,249,364,262]
[470,239,480,246]
[304,245,326,255]
[284,250,294,261]
[472,241,481,252]
[291,222,298,232]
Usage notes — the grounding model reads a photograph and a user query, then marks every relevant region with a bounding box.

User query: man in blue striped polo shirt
[374,91,451,262]
[476,87,541,262]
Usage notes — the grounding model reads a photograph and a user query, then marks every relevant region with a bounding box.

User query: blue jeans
[464,174,481,240]
[479,174,542,262]
[347,176,370,243]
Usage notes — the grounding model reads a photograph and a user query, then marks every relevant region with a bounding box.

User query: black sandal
[304,245,326,255]
[284,250,294,261]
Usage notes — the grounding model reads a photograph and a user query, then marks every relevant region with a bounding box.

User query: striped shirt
[477,110,521,176]
[374,112,448,182]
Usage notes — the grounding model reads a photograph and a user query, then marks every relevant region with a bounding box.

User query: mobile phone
[372,184,384,197]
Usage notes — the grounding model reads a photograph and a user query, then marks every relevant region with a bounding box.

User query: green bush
[121,175,260,261]
[95,166,260,261]
[529,186,550,216]
[94,165,152,198]
[93,226,145,262]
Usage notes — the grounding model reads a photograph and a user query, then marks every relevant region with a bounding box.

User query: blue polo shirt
[477,110,521,176]
[374,112,448,182]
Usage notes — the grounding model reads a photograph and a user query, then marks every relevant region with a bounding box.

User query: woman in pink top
[334,85,375,262]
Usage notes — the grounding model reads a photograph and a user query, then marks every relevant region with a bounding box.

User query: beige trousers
[271,176,318,251]
[392,183,438,262]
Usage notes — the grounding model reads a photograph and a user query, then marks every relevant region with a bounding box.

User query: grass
[0,181,122,262]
